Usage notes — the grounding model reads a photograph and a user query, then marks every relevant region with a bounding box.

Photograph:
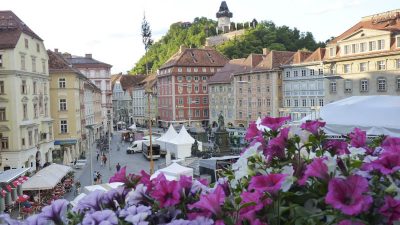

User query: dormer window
[360,42,367,52]
[344,45,350,55]
[329,47,335,57]
[369,41,376,51]
[178,67,182,73]
[377,40,385,50]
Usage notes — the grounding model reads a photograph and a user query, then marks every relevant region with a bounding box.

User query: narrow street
[65,131,165,201]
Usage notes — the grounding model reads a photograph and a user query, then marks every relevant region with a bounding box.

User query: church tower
[216,1,233,33]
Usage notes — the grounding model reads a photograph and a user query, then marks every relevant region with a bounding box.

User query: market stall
[156,124,178,150]
[0,168,30,212]
[165,126,202,159]
[150,162,193,181]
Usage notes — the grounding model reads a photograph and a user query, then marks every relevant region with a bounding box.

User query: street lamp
[145,88,154,175]
[236,80,250,127]
[107,113,112,171]
[85,124,94,185]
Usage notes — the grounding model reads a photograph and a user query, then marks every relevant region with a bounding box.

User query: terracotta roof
[209,58,246,84]
[65,54,112,68]
[304,48,325,63]
[285,51,313,64]
[48,50,87,80]
[329,10,400,44]
[143,74,157,90]
[118,74,147,91]
[254,50,296,71]
[159,47,229,69]
[0,11,42,49]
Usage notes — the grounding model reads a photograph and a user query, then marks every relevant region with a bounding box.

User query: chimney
[179,45,187,53]
[85,54,92,59]
[62,53,72,58]
[54,48,59,53]
[262,48,270,55]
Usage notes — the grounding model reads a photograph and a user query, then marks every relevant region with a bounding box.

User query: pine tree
[141,13,153,75]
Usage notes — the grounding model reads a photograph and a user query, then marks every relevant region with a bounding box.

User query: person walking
[96,151,99,162]
[104,155,107,166]
[116,163,121,172]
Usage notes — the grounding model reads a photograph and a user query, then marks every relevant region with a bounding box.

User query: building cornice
[325,50,400,63]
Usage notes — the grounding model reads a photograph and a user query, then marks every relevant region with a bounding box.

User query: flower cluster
[1,116,399,225]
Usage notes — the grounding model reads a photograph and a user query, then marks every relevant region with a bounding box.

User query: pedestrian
[100,155,104,166]
[116,163,121,172]
[96,172,102,184]
[96,151,99,161]
[104,155,107,165]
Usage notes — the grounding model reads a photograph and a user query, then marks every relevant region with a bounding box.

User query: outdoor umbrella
[17,176,29,183]
[67,148,72,164]
[12,180,22,188]
[63,150,68,165]
[16,194,29,203]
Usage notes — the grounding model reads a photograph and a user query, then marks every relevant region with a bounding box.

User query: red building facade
[157,47,228,127]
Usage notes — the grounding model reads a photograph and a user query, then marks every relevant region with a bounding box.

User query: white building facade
[0,11,54,171]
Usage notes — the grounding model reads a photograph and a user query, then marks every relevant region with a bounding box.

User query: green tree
[141,13,153,75]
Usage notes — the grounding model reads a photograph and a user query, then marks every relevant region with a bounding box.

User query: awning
[54,139,77,145]
[0,168,30,184]
[22,164,72,190]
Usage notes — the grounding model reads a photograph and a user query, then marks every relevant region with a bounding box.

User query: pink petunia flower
[151,179,181,208]
[189,185,225,216]
[298,157,329,185]
[337,220,365,225]
[245,122,262,141]
[139,170,152,190]
[239,191,271,221]
[349,128,366,148]
[109,166,126,183]
[324,140,350,155]
[248,173,288,194]
[382,137,400,154]
[379,195,400,224]
[179,175,193,191]
[364,153,400,175]
[264,127,289,160]
[325,175,372,216]
[300,120,326,135]
[260,116,290,131]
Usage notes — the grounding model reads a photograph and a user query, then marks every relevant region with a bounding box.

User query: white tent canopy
[301,96,400,137]
[165,126,202,159]
[22,164,72,190]
[150,162,193,180]
[128,123,137,131]
[156,124,178,150]
[83,182,124,194]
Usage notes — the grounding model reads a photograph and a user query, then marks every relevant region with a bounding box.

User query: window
[257,87,261,93]
[377,78,387,92]
[202,76,207,81]
[352,44,358,53]
[397,36,400,48]
[59,78,66,88]
[49,126,53,139]
[203,109,208,117]
[178,67,182,72]
[23,104,28,120]
[21,80,27,94]
[286,71,290,78]
[344,80,352,92]
[194,76,199,81]
[22,138,25,146]
[0,81,4,94]
[239,99,242,107]
[310,69,315,76]
[344,64,351,73]
[396,59,400,69]
[344,45,350,54]
[210,68,215,72]
[319,99,324,107]
[360,79,368,92]
[310,99,315,106]
[194,68,198,72]
[294,99,299,107]
[329,47,334,57]
[59,99,67,111]
[293,71,298,77]
[247,75,251,81]
[266,86,270,92]
[186,76,191,82]
[203,97,208,104]
[202,85,207,92]
[0,55,3,67]
[318,69,323,75]
[302,99,307,107]
[202,67,206,72]
[34,129,38,144]
[195,97,200,104]
[28,131,32,146]
[377,39,385,50]
[21,54,26,70]
[178,98,183,105]
[60,120,68,133]
[194,84,199,92]
[239,88,242,94]
[360,42,367,52]
[377,60,386,70]
[0,108,5,121]
[369,41,376,51]
[257,75,260,80]
[195,110,200,117]
[24,38,28,48]
[330,81,337,92]
[33,103,38,118]
[33,81,37,94]
[257,99,261,107]
[267,99,271,106]
[397,78,400,90]
[286,99,290,107]
[1,137,8,150]
[45,103,48,117]
[301,70,306,76]
[187,85,192,93]
[247,87,251,93]
[32,57,36,72]
[36,43,40,52]
[42,60,46,74]
[177,76,183,82]
[186,67,191,72]
[360,62,367,72]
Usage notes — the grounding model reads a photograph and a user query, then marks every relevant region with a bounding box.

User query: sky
[2,0,400,74]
